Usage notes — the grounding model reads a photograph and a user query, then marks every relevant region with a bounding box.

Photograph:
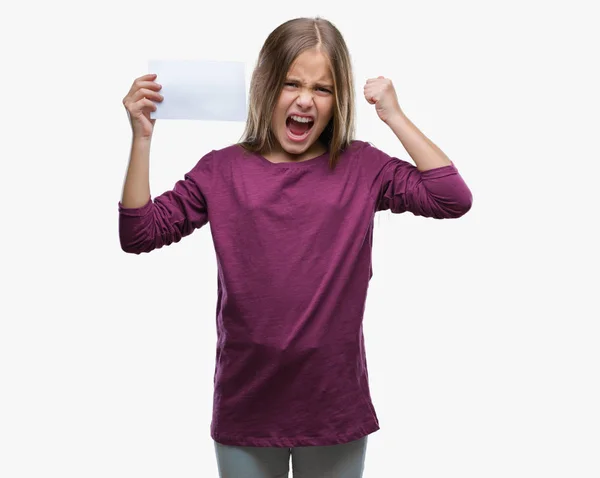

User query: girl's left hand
[364,76,404,124]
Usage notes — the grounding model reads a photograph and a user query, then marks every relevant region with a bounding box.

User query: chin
[282,142,310,154]
[277,127,323,154]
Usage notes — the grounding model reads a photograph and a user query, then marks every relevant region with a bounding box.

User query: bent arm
[118,151,213,254]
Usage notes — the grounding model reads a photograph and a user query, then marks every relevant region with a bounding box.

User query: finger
[124,97,158,116]
[364,92,376,104]
[143,97,158,110]
[132,88,164,103]
[363,89,376,100]
[129,81,162,99]
[136,80,162,90]
[126,78,162,99]
[137,73,157,82]
[136,97,158,113]
[130,74,157,91]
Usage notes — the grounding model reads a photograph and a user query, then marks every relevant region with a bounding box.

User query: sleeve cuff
[419,162,458,180]
[118,197,153,217]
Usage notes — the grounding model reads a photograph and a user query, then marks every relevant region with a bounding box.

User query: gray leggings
[214,436,368,478]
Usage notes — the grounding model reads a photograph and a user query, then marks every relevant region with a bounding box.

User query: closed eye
[284,82,332,94]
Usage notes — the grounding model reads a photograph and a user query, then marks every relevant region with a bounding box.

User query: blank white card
[148,60,247,121]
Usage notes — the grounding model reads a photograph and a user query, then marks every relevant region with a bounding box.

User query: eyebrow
[286,77,334,89]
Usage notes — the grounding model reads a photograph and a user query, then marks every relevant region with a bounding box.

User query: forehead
[287,49,333,82]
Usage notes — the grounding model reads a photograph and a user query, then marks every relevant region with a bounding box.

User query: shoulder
[346,139,389,159]
[346,139,393,169]
[215,143,247,156]
[203,143,244,161]
[190,143,247,171]
[346,139,369,154]
[210,143,262,165]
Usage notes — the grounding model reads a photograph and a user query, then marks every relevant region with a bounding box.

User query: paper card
[148,59,247,121]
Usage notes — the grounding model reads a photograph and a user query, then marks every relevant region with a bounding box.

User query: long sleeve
[118,151,214,254]
[359,141,473,219]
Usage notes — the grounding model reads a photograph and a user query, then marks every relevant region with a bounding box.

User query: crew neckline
[243,146,330,168]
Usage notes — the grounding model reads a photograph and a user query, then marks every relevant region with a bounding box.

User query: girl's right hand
[122,73,163,139]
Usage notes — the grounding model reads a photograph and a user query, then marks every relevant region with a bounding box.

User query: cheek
[272,107,286,130]
[316,99,334,125]
[273,97,292,125]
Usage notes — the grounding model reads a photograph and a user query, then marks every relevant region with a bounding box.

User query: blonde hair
[237,17,356,170]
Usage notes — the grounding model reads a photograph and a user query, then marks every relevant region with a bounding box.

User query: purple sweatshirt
[118,140,472,447]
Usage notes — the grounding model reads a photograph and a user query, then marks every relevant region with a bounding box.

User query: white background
[1,0,599,477]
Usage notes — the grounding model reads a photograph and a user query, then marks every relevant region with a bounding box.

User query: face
[268,48,335,162]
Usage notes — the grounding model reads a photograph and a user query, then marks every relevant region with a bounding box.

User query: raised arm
[119,72,212,254]
[118,151,213,254]
[362,76,473,218]
[360,142,472,219]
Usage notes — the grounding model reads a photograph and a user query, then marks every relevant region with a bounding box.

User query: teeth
[290,115,313,123]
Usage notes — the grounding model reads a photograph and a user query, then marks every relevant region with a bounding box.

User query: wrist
[385,110,407,127]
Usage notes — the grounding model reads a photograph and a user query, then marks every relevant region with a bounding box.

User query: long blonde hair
[237,17,356,170]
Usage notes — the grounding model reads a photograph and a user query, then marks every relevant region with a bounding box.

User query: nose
[295,89,314,108]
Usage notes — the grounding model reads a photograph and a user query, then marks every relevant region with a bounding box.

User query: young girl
[119,16,472,478]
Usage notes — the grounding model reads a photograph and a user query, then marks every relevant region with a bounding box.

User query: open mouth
[286,115,314,141]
